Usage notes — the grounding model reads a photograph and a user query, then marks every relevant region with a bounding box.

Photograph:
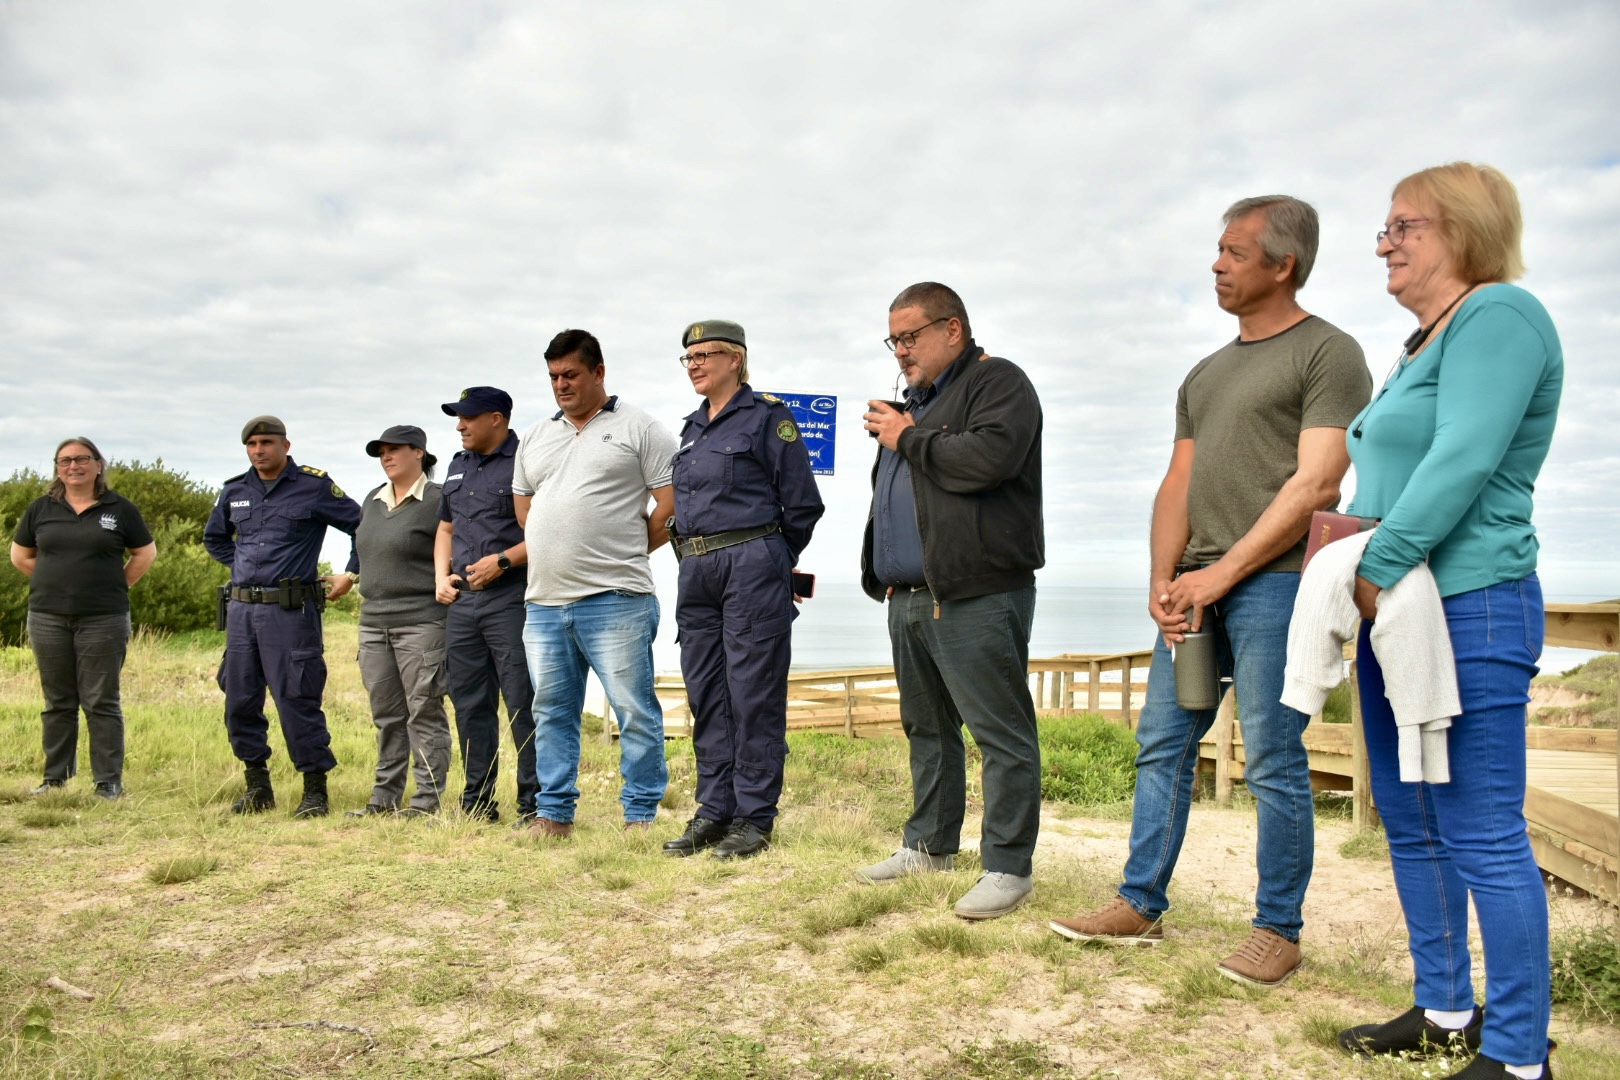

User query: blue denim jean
[1120,570,1314,940]
[522,591,668,823]
[1358,575,1549,1067]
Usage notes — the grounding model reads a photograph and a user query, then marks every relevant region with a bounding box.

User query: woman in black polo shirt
[9,437,157,799]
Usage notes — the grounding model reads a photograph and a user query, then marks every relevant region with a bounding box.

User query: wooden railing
[649,650,1155,739]
[629,602,1619,903]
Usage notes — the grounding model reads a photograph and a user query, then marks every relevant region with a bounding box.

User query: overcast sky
[4,0,1618,609]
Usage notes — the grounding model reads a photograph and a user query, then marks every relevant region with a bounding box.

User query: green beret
[682,319,746,349]
[241,415,288,443]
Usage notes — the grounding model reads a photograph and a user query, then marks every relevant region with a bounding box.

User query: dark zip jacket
[861,342,1044,603]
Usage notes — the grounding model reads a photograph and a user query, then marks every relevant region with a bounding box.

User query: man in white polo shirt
[512,328,678,838]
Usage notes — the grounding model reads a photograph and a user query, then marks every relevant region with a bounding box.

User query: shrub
[1039,713,1138,806]
[1550,923,1620,1023]
[1,459,236,642]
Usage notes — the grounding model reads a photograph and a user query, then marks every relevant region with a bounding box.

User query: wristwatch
[496,553,512,572]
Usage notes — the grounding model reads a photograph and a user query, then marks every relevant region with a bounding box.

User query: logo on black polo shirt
[99,514,117,531]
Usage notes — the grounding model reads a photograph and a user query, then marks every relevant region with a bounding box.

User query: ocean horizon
[645,582,1605,679]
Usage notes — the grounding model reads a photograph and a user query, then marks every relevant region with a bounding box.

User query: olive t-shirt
[13,491,154,616]
[1175,315,1371,572]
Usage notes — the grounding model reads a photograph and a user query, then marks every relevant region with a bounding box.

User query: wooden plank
[1087,661,1102,714]
[1525,727,1617,753]
[1542,605,1619,652]
[1348,658,1378,832]
[1524,785,1619,858]
[1121,654,1134,725]
[1527,826,1618,905]
[1213,690,1237,806]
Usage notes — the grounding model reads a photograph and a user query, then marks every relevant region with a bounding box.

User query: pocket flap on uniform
[750,612,794,640]
[713,434,753,455]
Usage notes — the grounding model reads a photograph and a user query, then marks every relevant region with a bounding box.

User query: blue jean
[523,591,668,823]
[1120,571,1314,940]
[1359,575,1549,1066]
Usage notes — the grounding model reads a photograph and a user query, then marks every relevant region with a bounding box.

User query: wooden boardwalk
[637,601,1619,904]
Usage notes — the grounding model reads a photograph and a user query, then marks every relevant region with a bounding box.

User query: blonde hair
[1393,162,1525,283]
[711,340,749,384]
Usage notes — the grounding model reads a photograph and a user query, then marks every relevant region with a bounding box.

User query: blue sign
[766,392,836,475]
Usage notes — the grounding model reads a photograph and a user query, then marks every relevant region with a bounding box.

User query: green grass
[1,625,1618,1079]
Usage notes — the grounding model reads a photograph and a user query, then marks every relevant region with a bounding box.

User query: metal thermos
[1174,629,1220,710]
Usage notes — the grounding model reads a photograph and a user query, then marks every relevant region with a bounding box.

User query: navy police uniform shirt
[673,384,825,560]
[204,459,362,585]
[437,430,525,585]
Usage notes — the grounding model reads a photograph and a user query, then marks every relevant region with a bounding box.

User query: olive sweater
[355,482,445,628]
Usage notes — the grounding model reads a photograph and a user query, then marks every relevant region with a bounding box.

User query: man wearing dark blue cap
[434,387,539,822]
[204,415,362,818]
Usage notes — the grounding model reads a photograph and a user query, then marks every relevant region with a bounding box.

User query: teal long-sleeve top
[1347,283,1562,598]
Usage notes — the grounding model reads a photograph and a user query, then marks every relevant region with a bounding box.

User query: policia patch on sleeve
[331,483,345,497]
[776,420,799,442]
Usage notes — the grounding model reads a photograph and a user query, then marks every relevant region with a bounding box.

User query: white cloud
[3,0,1617,608]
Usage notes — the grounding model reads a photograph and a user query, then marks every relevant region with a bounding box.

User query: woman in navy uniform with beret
[662,320,824,860]
[10,437,156,800]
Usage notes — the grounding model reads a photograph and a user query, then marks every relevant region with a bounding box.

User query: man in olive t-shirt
[1051,196,1371,989]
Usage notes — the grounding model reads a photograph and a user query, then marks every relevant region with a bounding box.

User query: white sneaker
[953,872,1033,920]
[856,848,954,883]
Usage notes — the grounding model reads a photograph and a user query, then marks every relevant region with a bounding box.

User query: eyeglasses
[678,348,729,368]
[55,455,95,467]
[883,317,947,353]
[1376,217,1432,248]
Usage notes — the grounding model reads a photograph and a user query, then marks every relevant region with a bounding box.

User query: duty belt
[673,522,779,559]
[229,583,322,607]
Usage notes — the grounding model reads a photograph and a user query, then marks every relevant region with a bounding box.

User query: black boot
[661,816,731,857]
[293,770,329,818]
[231,764,275,814]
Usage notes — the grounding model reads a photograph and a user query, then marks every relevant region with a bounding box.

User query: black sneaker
[30,780,66,797]
[1440,1044,1554,1078]
[711,820,771,860]
[1339,1005,1483,1058]
[464,802,500,823]
[344,804,397,818]
[93,782,124,801]
[661,816,731,857]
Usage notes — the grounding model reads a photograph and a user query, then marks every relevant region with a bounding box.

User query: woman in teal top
[1336,164,1561,1080]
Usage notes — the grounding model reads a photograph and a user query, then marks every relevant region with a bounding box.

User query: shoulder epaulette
[299,465,328,477]
[757,391,783,405]
[224,470,251,483]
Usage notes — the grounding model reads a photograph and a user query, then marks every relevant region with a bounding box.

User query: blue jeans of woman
[1358,574,1549,1066]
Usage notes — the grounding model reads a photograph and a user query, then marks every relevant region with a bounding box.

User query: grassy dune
[1,621,1616,1078]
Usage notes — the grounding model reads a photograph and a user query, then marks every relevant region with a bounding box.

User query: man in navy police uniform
[204,415,361,818]
[433,386,539,823]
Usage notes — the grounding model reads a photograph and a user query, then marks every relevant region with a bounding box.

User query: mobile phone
[791,571,816,599]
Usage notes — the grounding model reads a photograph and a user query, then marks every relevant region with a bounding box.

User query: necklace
[1402,286,1474,355]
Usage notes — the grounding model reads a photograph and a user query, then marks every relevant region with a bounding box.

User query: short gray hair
[889,281,972,339]
[1222,196,1319,288]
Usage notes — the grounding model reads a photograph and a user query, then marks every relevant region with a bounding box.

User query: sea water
[647,582,1600,677]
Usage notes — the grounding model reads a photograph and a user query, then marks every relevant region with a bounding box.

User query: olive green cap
[241,415,287,443]
[682,319,746,349]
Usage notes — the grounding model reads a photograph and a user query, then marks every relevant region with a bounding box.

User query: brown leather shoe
[1048,896,1164,946]
[525,817,574,840]
[623,820,654,832]
[1216,927,1301,988]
